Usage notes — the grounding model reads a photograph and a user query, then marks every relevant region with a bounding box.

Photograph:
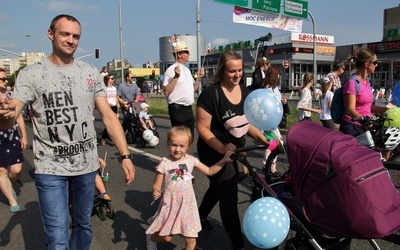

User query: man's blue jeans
[35,172,96,250]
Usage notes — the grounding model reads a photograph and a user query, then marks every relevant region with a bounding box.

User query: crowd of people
[0,13,394,250]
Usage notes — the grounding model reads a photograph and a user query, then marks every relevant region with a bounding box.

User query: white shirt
[106,86,118,106]
[163,62,195,106]
[318,91,333,120]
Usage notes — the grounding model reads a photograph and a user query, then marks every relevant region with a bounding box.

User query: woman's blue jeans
[35,171,96,250]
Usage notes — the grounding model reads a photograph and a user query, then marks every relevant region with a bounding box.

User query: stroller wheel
[106,203,115,219]
[140,137,146,148]
[287,238,313,250]
[125,131,133,144]
[97,204,107,221]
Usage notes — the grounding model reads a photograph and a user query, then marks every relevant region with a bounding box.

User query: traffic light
[95,49,100,59]
[152,70,155,79]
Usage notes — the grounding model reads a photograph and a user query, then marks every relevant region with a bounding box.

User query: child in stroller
[124,102,159,147]
[138,102,155,131]
[93,155,114,221]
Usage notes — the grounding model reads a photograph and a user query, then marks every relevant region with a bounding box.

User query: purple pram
[286,121,400,238]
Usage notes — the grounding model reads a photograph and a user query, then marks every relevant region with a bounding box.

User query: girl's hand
[223,150,234,163]
[314,108,322,115]
[20,136,28,150]
[152,190,161,200]
[98,158,106,168]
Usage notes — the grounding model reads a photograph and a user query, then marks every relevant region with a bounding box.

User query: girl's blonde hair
[320,78,331,99]
[301,73,314,90]
[167,126,193,146]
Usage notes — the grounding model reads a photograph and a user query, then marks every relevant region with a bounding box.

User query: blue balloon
[244,89,283,131]
[243,197,290,249]
[393,82,400,107]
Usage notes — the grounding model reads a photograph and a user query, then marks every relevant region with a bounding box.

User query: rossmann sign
[291,32,335,45]
[368,41,400,53]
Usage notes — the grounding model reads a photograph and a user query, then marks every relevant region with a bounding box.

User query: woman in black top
[196,51,270,250]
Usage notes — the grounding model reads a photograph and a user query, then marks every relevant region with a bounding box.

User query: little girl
[146,126,234,250]
[297,73,322,121]
[318,77,335,130]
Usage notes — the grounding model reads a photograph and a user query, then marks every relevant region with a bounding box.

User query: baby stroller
[123,102,159,147]
[234,145,352,250]
[233,124,400,249]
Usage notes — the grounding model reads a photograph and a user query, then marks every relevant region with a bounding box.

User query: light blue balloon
[244,89,283,131]
[243,197,290,249]
[393,82,400,107]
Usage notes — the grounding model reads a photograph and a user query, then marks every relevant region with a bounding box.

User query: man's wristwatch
[119,154,132,162]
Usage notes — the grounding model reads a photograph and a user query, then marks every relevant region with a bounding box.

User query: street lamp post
[118,0,124,83]
[25,34,47,56]
[196,0,201,95]
[307,11,317,95]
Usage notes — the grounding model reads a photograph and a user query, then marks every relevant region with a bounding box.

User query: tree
[8,66,26,87]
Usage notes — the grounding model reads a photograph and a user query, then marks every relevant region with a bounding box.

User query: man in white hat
[162,40,204,136]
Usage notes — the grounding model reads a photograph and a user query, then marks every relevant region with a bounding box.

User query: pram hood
[286,121,400,238]
[286,121,380,202]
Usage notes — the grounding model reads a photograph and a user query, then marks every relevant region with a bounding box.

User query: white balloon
[142,129,154,141]
[148,136,159,147]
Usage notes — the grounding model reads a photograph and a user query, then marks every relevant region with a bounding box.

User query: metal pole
[25,34,47,57]
[0,49,22,57]
[196,0,201,95]
[76,53,94,60]
[118,0,124,83]
[308,11,317,95]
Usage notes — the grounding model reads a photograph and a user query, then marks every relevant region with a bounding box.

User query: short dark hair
[49,14,81,32]
[332,60,344,71]
[124,71,132,80]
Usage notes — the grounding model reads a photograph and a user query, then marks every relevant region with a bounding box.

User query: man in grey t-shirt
[117,71,140,138]
[0,14,135,250]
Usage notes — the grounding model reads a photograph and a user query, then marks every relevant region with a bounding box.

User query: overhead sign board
[233,7,303,32]
[291,32,335,45]
[214,0,249,8]
[284,0,308,19]
[252,0,281,15]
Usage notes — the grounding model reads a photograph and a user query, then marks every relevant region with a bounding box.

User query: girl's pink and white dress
[146,154,202,237]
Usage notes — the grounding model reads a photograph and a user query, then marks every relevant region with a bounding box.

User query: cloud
[0,42,17,49]
[0,13,10,22]
[211,38,230,47]
[76,47,89,55]
[42,1,99,12]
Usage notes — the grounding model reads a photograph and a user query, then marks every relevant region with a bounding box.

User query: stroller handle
[233,144,268,154]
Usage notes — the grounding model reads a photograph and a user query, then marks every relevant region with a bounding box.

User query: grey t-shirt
[117,81,139,103]
[13,58,106,175]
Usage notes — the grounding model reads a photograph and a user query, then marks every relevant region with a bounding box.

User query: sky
[0,0,399,70]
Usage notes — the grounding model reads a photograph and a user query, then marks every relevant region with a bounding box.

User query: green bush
[146,98,169,115]
[285,108,319,129]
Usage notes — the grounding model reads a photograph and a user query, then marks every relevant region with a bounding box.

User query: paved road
[0,113,398,250]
